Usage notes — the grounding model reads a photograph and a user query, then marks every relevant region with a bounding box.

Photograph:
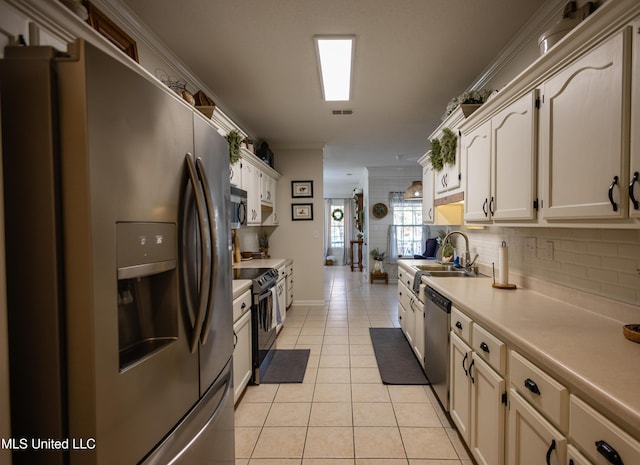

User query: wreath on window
[332,208,344,221]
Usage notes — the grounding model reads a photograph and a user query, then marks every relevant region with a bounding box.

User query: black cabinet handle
[608,176,619,212]
[241,302,246,309]
[482,198,488,217]
[455,321,463,330]
[546,439,556,465]
[469,359,475,384]
[630,171,639,210]
[524,378,541,395]
[480,342,490,353]
[595,440,624,465]
[462,352,468,375]
[489,196,495,215]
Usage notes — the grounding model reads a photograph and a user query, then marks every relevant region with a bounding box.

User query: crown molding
[470,0,566,91]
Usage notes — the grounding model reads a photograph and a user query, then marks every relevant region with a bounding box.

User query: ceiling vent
[331,109,353,115]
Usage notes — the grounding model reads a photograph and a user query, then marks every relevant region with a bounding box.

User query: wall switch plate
[524,238,536,258]
[540,240,554,260]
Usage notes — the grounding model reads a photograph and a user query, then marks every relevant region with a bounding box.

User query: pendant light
[403,181,423,200]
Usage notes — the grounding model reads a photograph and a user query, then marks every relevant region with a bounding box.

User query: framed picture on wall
[291,180,313,198]
[291,203,313,221]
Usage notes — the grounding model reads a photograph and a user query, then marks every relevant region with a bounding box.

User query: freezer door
[140,360,235,465]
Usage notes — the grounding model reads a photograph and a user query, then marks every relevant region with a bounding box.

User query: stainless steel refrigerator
[1,40,234,465]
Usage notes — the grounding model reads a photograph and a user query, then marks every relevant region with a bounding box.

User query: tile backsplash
[464,227,640,309]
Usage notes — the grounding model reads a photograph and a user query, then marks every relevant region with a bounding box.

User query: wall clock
[372,203,388,218]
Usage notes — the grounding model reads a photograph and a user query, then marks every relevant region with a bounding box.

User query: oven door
[251,286,277,383]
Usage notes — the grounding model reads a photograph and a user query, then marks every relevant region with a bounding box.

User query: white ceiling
[121,0,549,197]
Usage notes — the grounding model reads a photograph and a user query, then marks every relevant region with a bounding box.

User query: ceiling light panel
[315,36,355,101]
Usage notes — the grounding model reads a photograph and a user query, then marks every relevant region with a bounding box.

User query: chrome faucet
[442,231,473,270]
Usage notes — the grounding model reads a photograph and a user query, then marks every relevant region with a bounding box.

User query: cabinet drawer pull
[630,171,639,210]
[489,196,495,215]
[455,321,463,330]
[462,352,468,375]
[524,378,541,395]
[479,342,490,353]
[608,175,619,212]
[482,198,488,217]
[233,330,238,349]
[241,302,246,309]
[595,440,624,465]
[545,439,556,465]
[468,359,475,384]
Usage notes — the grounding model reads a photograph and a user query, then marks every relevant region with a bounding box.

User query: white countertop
[233,257,292,269]
[232,258,293,298]
[399,260,640,440]
[232,279,252,298]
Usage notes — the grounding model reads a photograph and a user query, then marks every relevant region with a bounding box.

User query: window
[390,192,423,257]
[330,202,345,248]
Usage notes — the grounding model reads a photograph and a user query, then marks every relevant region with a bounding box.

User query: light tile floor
[234,266,474,465]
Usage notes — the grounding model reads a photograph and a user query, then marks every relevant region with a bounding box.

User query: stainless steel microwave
[230,186,247,228]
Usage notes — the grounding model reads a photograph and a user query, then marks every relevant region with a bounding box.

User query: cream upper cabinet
[464,91,538,223]
[418,153,435,224]
[463,120,492,222]
[539,28,630,220]
[629,19,640,219]
[429,106,473,200]
[435,146,462,196]
[491,91,538,221]
[242,161,261,225]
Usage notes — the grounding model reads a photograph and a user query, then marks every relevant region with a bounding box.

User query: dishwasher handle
[424,286,452,313]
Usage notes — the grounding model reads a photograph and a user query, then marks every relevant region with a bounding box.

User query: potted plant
[445,89,493,117]
[258,230,269,257]
[224,129,243,165]
[370,248,386,273]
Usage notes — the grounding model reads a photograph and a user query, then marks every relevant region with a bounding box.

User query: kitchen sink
[424,270,480,278]
[416,264,455,272]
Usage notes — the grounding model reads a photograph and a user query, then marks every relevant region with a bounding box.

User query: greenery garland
[332,208,344,221]
[225,129,243,165]
[428,137,443,171]
[428,127,457,171]
[440,127,457,165]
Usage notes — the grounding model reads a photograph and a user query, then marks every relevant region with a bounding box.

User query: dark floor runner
[260,349,310,384]
[369,328,429,385]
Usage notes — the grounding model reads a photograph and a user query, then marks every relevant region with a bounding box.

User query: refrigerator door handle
[183,153,212,353]
[195,157,218,346]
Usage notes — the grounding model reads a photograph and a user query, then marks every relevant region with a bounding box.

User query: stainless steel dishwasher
[423,285,452,412]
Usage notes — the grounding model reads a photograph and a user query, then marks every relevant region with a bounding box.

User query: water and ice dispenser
[117,222,178,372]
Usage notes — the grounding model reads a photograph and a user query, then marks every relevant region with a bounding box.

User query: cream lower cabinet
[232,289,252,404]
[450,327,506,465]
[508,389,567,465]
[569,395,640,465]
[411,287,425,367]
[276,276,286,331]
[568,445,592,465]
[286,264,293,308]
[539,28,630,220]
